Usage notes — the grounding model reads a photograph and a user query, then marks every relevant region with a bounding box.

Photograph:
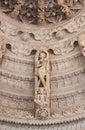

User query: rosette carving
[36,108,49,120]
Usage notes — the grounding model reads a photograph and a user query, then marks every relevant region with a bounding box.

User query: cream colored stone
[0,0,84,129]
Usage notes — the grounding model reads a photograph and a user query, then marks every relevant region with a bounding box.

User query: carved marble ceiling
[0,0,85,128]
[0,0,84,24]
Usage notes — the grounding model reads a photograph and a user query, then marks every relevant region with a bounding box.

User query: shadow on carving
[74,41,78,48]
[6,43,11,51]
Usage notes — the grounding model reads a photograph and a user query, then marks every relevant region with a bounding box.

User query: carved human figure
[36,51,48,88]
[78,33,85,57]
[35,88,48,107]
[35,50,50,119]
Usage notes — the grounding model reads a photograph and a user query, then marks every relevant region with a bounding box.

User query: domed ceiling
[0,0,85,126]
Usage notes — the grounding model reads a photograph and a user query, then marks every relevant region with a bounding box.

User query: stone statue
[36,51,48,88]
[35,50,50,119]
[34,88,48,107]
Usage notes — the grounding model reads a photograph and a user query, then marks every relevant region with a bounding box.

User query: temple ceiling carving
[0,0,85,126]
[0,0,85,24]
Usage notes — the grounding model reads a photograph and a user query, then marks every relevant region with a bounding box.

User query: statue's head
[39,51,47,60]
[78,33,85,57]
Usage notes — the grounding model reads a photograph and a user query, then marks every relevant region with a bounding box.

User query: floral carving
[19,0,38,24]
[0,0,38,24]
[0,0,17,13]
[0,0,84,24]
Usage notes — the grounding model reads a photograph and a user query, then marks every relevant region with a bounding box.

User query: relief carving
[0,0,84,24]
[0,0,85,126]
[34,50,50,119]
